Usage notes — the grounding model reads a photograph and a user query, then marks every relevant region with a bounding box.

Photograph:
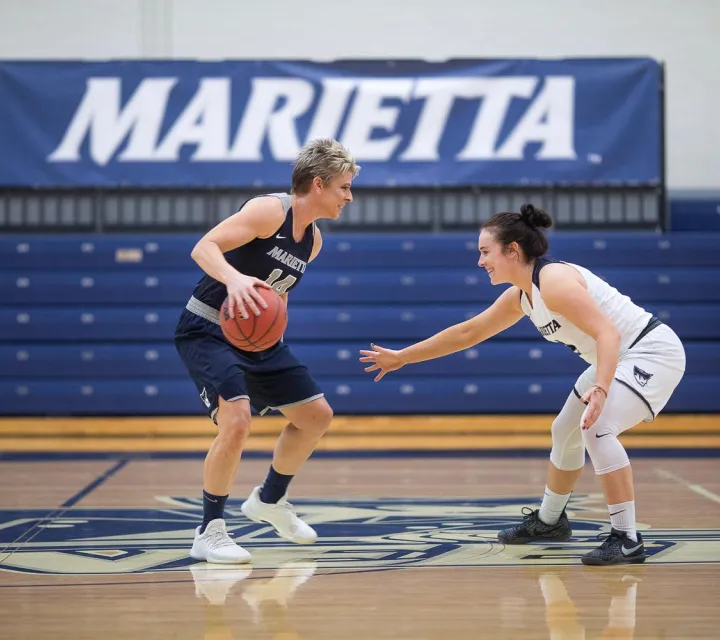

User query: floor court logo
[0,495,718,575]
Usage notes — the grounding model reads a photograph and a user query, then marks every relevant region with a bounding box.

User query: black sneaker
[498,507,572,544]
[581,528,647,566]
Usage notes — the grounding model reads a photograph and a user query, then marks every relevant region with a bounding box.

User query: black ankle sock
[259,466,294,504]
[200,490,228,534]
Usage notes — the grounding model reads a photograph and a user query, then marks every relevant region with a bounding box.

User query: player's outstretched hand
[359,343,405,382]
[226,273,272,319]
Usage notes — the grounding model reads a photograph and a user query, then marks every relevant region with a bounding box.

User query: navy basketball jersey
[191,193,315,310]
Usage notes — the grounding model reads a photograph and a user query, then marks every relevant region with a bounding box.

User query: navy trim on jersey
[531,257,563,288]
[628,316,663,349]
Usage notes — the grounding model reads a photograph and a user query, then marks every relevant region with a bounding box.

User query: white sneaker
[189,564,253,605]
[240,486,318,544]
[189,518,252,564]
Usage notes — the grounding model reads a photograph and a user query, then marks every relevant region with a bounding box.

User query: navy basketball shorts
[174,308,324,422]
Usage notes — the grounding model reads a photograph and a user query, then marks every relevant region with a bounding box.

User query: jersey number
[265,268,297,294]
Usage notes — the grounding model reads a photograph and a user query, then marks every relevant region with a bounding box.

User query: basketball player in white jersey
[360,204,686,565]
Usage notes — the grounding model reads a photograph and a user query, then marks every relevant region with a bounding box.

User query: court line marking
[0,459,129,566]
[61,459,129,508]
[654,468,720,506]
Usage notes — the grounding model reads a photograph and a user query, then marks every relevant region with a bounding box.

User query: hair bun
[520,203,553,230]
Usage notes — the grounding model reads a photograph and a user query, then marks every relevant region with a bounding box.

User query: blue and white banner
[0,59,661,187]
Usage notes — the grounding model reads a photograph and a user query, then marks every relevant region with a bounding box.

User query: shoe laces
[520,506,539,520]
[205,524,236,549]
[276,497,299,518]
[594,530,624,549]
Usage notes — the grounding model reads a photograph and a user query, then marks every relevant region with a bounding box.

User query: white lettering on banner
[495,77,576,160]
[154,78,231,161]
[341,79,415,161]
[306,79,359,141]
[457,78,537,160]
[49,78,177,165]
[230,78,314,161]
[48,75,577,165]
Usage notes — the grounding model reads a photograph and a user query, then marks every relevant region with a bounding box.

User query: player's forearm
[399,323,476,365]
[595,328,621,391]
[191,240,243,285]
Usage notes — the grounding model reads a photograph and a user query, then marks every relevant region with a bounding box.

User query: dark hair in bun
[481,203,553,260]
[519,203,553,230]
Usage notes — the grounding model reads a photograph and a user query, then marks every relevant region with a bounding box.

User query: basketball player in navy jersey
[360,204,686,565]
[175,138,360,563]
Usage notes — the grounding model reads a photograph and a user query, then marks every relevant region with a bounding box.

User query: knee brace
[581,421,630,475]
[549,411,586,471]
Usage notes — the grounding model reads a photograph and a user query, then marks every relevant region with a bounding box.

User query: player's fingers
[226,297,236,319]
[233,296,250,320]
[581,404,591,429]
[359,350,378,358]
[243,293,261,316]
[232,295,249,319]
[585,404,599,429]
[374,371,386,382]
[249,286,269,309]
[359,356,376,363]
[364,364,379,372]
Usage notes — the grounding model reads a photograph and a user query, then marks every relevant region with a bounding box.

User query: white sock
[608,500,637,541]
[539,487,571,525]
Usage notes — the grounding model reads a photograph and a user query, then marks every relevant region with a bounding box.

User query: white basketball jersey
[519,259,652,366]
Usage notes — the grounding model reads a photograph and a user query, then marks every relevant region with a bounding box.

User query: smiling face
[478,227,520,285]
[312,170,354,220]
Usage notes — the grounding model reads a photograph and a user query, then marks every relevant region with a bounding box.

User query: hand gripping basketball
[220,286,288,352]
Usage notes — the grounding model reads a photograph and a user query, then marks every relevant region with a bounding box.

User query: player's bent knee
[218,415,252,450]
[549,447,585,472]
[308,400,333,433]
[216,401,252,450]
[550,416,585,471]
[581,429,630,475]
[286,398,334,434]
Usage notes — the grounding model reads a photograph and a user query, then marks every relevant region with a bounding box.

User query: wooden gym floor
[1,414,720,638]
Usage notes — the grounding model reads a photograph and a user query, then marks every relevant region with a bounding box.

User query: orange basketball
[219,287,288,352]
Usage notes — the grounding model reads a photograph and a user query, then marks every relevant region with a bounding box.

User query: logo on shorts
[633,366,653,387]
[200,387,211,408]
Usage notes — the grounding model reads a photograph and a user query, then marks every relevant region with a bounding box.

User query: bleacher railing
[0,185,665,233]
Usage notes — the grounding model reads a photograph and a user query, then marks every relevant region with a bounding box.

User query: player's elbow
[190,239,212,265]
[599,324,621,347]
[190,241,202,263]
[458,323,483,349]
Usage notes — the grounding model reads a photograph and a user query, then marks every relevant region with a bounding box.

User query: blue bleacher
[0,231,719,416]
[2,232,720,269]
[670,197,720,232]
[2,267,720,305]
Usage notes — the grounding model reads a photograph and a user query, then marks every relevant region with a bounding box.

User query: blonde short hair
[291,138,360,194]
